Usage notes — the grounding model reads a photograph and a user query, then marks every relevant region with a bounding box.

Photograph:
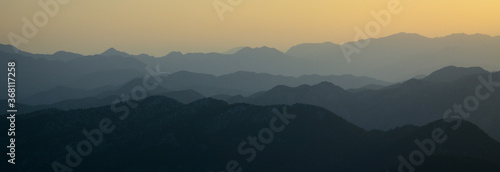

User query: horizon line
[2,32,498,57]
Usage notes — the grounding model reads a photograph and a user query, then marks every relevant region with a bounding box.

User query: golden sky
[1,0,499,56]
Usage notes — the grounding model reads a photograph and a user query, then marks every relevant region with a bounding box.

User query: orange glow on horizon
[0,0,499,56]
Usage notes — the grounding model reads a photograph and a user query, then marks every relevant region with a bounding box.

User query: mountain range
[1,33,499,101]
[1,32,499,171]
[218,66,500,142]
[1,96,499,171]
[15,69,390,106]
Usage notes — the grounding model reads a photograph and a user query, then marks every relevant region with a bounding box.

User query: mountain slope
[21,70,387,105]
[0,48,148,100]
[424,66,489,82]
[2,96,499,171]
[2,33,499,86]
[285,33,500,82]
[225,67,500,141]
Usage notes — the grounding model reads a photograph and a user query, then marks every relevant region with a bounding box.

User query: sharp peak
[103,47,119,52]
[100,47,130,56]
[165,51,183,57]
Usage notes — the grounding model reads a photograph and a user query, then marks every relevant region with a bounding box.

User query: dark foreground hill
[1,96,499,172]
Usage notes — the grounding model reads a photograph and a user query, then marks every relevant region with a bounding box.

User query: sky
[1,0,499,56]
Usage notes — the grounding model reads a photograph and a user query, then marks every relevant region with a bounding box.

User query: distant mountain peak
[165,51,183,57]
[311,81,345,91]
[381,32,428,40]
[53,51,82,57]
[101,47,130,57]
[106,47,118,51]
[235,46,284,56]
[440,33,493,40]
[315,81,338,87]
[424,66,488,82]
[53,51,70,55]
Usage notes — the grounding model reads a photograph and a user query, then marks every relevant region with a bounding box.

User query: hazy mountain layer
[222,67,500,141]
[19,70,390,105]
[2,33,498,101]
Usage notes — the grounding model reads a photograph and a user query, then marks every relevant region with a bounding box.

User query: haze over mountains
[1,33,498,138]
[218,67,500,141]
[19,70,390,106]
[287,33,500,81]
[2,33,499,85]
[126,33,500,82]
[1,32,499,171]
[1,33,499,99]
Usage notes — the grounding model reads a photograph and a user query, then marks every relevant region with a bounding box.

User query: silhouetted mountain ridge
[424,66,489,82]
[100,47,131,57]
[221,67,500,142]
[135,33,500,81]
[2,96,500,171]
